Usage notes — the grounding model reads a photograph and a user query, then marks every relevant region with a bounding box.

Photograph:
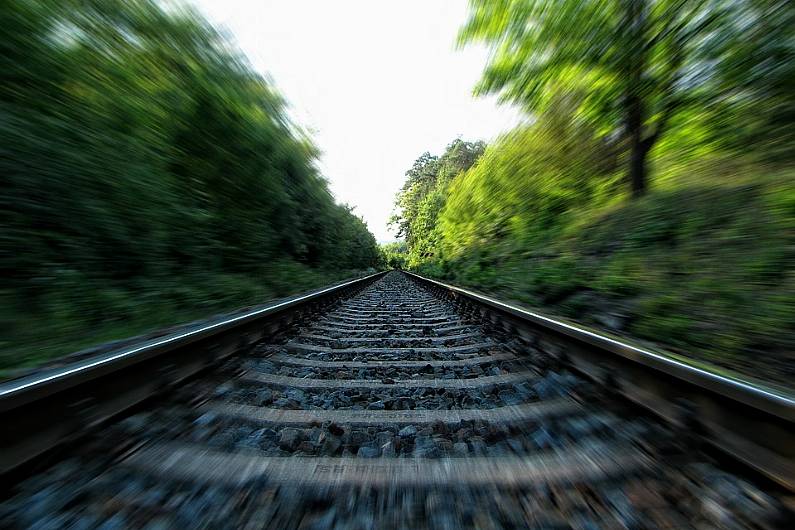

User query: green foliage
[706,0,795,162]
[458,0,793,195]
[384,0,795,388]
[1,0,379,372]
[379,241,408,270]
[441,100,617,261]
[390,139,485,266]
[406,150,795,386]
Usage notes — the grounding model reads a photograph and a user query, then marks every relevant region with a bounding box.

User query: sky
[190,0,522,242]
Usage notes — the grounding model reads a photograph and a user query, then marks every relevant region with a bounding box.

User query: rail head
[0,271,388,477]
[0,271,387,412]
[402,270,794,418]
[403,270,795,491]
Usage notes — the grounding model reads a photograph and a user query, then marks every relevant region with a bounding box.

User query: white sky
[190,0,522,242]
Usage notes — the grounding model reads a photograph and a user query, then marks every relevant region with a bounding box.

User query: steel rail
[403,270,795,491]
[0,271,385,410]
[0,271,386,476]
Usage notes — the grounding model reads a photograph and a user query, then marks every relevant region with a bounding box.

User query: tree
[2,0,381,367]
[390,139,485,263]
[380,241,408,269]
[389,152,440,247]
[708,0,795,162]
[460,0,725,197]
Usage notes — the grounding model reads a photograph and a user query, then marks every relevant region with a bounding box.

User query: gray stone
[278,428,302,451]
[237,429,266,450]
[328,423,345,436]
[507,438,524,453]
[469,436,487,455]
[436,438,453,452]
[357,446,380,458]
[532,378,558,399]
[308,427,325,446]
[273,397,291,407]
[498,390,523,406]
[531,427,555,449]
[398,425,418,438]
[512,382,532,395]
[348,430,368,446]
[256,389,273,405]
[296,441,315,453]
[413,445,440,458]
[285,389,306,402]
[376,431,394,446]
[381,441,397,457]
[320,435,342,456]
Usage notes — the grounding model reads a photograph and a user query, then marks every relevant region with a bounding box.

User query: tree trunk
[629,139,648,198]
[626,93,648,198]
[623,0,650,199]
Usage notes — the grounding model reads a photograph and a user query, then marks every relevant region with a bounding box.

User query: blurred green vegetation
[392,0,795,387]
[379,241,408,270]
[1,0,379,373]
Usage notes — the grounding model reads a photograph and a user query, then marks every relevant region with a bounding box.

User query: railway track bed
[0,272,791,528]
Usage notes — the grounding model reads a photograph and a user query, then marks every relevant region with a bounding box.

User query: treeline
[379,241,408,270]
[392,0,795,388]
[1,0,379,371]
[390,139,485,262]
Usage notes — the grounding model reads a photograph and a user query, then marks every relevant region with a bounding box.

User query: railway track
[1,271,793,528]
